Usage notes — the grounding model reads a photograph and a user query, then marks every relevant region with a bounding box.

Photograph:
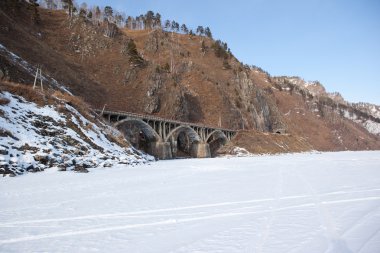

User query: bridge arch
[165,126,201,157]
[165,126,201,143]
[206,130,228,157]
[114,119,162,153]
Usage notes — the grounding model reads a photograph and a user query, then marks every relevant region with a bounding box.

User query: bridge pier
[191,142,211,158]
[170,140,178,157]
[148,141,173,160]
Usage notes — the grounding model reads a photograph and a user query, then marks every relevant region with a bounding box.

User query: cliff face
[263,76,380,151]
[0,5,283,133]
[0,3,379,153]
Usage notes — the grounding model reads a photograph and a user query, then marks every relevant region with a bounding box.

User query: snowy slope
[1,151,379,252]
[353,102,380,119]
[0,91,153,175]
[343,109,380,136]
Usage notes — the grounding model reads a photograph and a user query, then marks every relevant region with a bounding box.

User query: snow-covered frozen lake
[1,151,380,253]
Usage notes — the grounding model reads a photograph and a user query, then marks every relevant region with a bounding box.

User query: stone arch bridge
[96,110,237,159]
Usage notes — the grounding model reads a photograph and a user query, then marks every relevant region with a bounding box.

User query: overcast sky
[82,0,380,104]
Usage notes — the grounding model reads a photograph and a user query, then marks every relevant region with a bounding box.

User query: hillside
[0,3,283,131]
[0,1,379,154]
[0,82,152,176]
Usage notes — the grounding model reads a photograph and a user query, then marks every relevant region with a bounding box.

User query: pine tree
[164,20,171,31]
[154,13,161,29]
[126,39,145,66]
[174,22,179,32]
[104,6,113,20]
[181,24,188,34]
[79,8,87,19]
[205,27,212,38]
[211,40,229,59]
[171,20,177,31]
[196,26,204,36]
[145,10,154,29]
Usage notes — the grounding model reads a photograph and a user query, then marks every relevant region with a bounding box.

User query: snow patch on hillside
[343,109,380,135]
[0,91,153,176]
[361,120,380,135]
[353,102,380,119]
[224,146,253,157]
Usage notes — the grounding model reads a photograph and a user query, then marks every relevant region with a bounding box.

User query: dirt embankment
[219,130,313,155]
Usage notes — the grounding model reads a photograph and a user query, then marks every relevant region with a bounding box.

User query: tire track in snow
[340,205,380,238]
[0,198,277,227]
[290,169,353,253]
[357,227,380,253]
[1,188,380,227]
[255,167,284,253]
[0,197,379,245]
[339,204,380,253]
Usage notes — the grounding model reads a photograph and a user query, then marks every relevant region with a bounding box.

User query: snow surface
[0,91,152,175]
[362,120,380,136]
[1,151,380,253]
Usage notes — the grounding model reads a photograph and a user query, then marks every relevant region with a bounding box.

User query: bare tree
[93,6,101,23]
[104,20,118,38]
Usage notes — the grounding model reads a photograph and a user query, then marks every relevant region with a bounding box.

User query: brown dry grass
[104,129,131,148]
[84,122,94,131]
[0,81,95,125]
[221,130,313,154]
[0,97,10,105]
[52,90,91,119]
[0,81,46,106]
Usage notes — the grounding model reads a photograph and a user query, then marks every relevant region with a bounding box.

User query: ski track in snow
[1,196,379,245]
[1,152,380,252]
